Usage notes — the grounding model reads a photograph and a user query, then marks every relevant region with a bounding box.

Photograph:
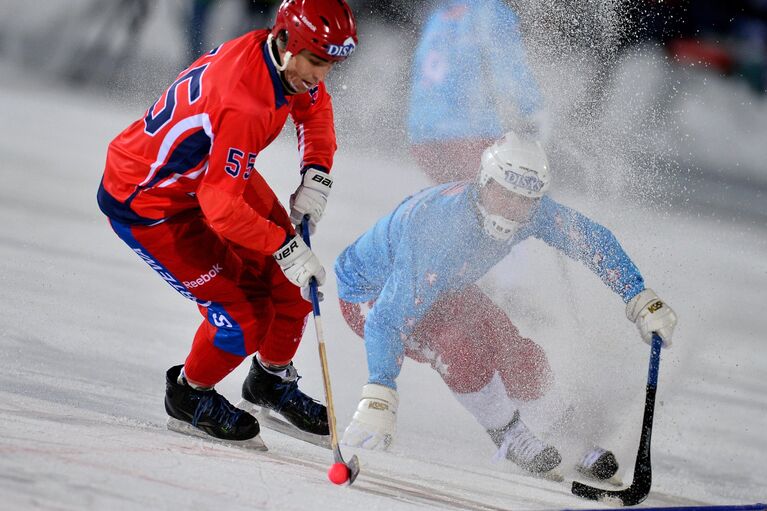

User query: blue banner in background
[562,504,766,511]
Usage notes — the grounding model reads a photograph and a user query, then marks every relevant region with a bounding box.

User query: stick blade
[332,445,361,486]
[571,480,650,507]
[346,454,361,485]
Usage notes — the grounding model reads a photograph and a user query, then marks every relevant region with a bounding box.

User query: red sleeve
[198,106,287,255]
[290,82,337,173]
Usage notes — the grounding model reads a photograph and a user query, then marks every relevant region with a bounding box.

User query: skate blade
[538,469,565,482]
[507,463,564,482]
[575,469,623,486]
[166,417,268,451]
[236,399,331,449]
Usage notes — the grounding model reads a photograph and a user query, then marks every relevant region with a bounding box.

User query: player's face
[284,50,334,94]
[480,179,539,223]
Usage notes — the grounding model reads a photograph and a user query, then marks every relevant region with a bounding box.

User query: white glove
[342,383,398,451]
[273,235,326,289]
[626,288,677,347]
[289,168,333,234]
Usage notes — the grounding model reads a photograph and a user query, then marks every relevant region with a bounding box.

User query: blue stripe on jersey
[97,179,160,226]
[262,42,288,109]
[206,306,247,356]
[98,129,211,225]
[140,128,211,190]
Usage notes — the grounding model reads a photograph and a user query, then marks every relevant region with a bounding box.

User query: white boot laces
[493,418,547,463]
[578,446,607,470]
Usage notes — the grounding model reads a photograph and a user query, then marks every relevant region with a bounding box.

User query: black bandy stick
[572,333,663,506]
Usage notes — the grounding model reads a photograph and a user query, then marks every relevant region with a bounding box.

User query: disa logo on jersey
[326,37,356,58]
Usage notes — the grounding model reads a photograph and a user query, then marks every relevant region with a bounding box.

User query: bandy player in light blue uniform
[408,0,544,183]
[334,132,678,479]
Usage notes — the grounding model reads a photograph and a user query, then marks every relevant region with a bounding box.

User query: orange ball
[327,462,350,485]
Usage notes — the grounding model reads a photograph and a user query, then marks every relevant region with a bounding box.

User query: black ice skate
[164,365,265,450]
[576,446,620,481]
[237,356,330,447]
[488,411,562,478]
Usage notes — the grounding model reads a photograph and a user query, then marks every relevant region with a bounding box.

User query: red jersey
[98,30,337,254]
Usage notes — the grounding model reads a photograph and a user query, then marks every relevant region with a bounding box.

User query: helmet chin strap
[266,33,292,72]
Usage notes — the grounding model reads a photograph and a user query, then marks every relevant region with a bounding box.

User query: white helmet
[476,132,551,240]
[478,132,551,198]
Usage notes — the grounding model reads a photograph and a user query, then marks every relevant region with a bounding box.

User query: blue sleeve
[363,225,423,390]
[335,186,443,304]
[529,197,645,302]
[482,0,543,117]
[334,214,397,304]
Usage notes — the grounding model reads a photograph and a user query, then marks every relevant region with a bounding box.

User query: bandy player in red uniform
[97,0,357,446]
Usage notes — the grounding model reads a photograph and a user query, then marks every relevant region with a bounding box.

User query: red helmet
[271,0,358,62]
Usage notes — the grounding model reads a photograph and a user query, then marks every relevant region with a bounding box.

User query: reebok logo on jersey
[184,264,223,288]
[326,37,356,58]
[504,169,545,193]
[132,248,211,306]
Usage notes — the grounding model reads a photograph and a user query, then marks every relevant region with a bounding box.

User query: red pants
[410,138,497,184]
[110,177,311,387]
[340,285,551,401]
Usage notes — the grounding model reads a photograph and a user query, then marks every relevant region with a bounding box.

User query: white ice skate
[576,446,622,485]
[489,411,563,480]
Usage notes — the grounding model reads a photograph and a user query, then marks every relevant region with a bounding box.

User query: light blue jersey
[407,0,543,144]
[335,182,645,389]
